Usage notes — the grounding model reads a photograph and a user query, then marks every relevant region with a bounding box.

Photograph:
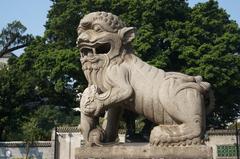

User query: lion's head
[77,12,136,85]
[77,11,135,60]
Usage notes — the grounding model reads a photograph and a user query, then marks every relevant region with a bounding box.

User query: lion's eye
[93,25,103,32]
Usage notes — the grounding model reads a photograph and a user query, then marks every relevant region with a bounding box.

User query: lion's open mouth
[80,47,94,57]
[95,43,111,54]
[80,42,111,57]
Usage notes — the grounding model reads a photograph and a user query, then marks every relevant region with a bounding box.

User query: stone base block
[75,143,212,159]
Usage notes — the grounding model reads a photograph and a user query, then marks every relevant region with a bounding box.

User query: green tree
[21,117,41,159]
[156,0,240,128]
[0,38,82,140]
[44,0,240,128]
[0,65,23,140]
[21,105,69,159]
[21,105,69,140]
[1,0,239,141]
[0,21,33,57]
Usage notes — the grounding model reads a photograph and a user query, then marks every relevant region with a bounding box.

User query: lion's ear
[118,27,136,44]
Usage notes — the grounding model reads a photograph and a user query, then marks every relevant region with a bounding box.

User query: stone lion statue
[77,11,214,146]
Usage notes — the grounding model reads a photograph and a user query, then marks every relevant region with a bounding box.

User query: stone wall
[206,129,237,159]
[55,127,83,159]
[55,126,126,159]
[0,127,88,159]
[0,127,237,159]
[0,141,53,159]
[54,127,238,159]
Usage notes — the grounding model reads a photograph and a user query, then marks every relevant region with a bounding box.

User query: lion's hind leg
[149,118,202,146]
[150,81,205,146]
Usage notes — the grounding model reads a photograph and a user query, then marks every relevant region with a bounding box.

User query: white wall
[206,130,236,159]
[0,141,53,159]
[56,132,83,159]
[0,127,236,159]
[55,127,126,159]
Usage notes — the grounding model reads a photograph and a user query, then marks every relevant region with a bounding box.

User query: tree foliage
[0,35,82,140]
[21,105,76,141]
[160,1,240,127]
[1,0,240,140]
[44,0,240,128]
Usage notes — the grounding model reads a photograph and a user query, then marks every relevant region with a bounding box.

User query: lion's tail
[205,87,215,114]
[196,77,215,114]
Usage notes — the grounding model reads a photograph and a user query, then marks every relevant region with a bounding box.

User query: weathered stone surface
[77,11,215,146]
[75,143,213,159]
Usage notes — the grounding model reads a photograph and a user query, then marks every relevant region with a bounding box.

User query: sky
[0,0,239,55]
[188,0,240,25]
[0,0,52,36]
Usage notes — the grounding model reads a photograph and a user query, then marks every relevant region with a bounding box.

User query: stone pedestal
[75,143,213,159]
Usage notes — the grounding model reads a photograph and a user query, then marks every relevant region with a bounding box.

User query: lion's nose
[78,32,90,42]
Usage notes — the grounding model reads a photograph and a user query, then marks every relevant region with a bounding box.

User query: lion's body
[77,12,214,146]
[101,54,208,126]
[116,55,168,124]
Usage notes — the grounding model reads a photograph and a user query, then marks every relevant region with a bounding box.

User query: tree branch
[0,43,28,57]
